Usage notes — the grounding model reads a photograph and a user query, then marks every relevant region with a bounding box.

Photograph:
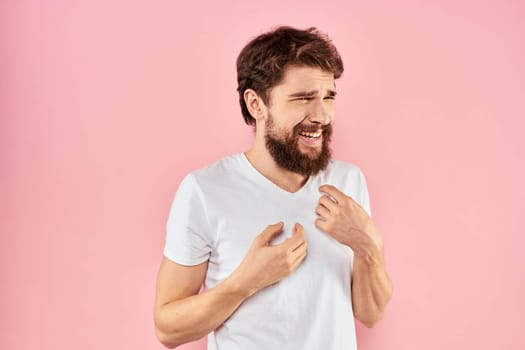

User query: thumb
[258,222,284,245]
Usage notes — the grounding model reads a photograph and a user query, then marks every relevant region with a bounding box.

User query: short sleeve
[163,174,213,266]
[358,169,372,218]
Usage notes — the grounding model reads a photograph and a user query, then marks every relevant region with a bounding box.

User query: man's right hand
[231,222,308,297]
[154,222,307,348]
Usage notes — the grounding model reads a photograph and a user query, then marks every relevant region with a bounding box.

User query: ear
[244,89,267,121]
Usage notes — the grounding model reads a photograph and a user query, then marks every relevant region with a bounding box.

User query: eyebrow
[288,90,337,98]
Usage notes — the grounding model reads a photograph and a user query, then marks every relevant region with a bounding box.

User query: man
[154,26,392,349]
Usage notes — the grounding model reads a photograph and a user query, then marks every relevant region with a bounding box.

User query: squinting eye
[293,97,311,102]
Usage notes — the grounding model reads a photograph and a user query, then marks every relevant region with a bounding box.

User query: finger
[258,222,284,245]
[293,222,304,235]
[281,223,306,251]
[319,195,338,212]
[315,218,328,232]
[291,239,307,253]
[315,204,330,220]
[319,184,347,204]
[290,243,307,266]
[290,222,305,240]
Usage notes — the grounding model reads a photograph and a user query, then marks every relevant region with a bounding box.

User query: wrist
[353,234,384,267]
[223,270,258,299]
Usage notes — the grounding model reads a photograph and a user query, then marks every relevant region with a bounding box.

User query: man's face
[263,65,336,176]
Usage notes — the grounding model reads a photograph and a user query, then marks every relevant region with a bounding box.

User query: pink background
[1,1,524,349]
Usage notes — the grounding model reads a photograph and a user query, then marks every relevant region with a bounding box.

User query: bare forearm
[350,225,393,327]
[155,276,252,348]
[313,185,393,327]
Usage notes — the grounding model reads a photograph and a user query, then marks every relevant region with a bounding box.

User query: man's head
[236,26,344,126]
[237,27,343,176]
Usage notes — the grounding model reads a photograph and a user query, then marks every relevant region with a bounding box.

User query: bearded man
[154,26,392,350]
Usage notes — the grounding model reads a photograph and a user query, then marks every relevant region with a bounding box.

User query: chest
[204,185,353,284]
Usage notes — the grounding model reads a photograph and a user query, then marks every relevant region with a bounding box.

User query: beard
[264,113,333,177]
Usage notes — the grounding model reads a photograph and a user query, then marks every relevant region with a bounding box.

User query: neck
[244,145,308,193]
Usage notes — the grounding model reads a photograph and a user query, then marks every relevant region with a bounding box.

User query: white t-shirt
[164,153,371,350]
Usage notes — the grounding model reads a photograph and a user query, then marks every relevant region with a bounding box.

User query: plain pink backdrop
[1,1,524,349]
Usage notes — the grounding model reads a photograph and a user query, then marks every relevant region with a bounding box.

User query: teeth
[300,131,322,138]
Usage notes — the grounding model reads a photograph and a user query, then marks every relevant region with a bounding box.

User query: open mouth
[298,130,322,139]
[298,130,323,148]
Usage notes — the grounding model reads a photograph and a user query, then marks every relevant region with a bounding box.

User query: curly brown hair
[236,26,344,125]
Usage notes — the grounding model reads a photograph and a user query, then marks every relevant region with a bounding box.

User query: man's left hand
[315,185,382,253]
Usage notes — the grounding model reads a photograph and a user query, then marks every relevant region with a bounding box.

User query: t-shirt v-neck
[238,152,318,197]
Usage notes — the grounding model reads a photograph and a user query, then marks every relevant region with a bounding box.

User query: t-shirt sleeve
[358,169,372,218]
[163,174,213,266]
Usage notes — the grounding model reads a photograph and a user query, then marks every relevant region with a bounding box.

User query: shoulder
[319,159,369,195]
[182,153,245,190]
[321,159,371,214]
[322,159,366,183]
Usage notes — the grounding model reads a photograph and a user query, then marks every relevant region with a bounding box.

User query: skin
[154,65,392,348]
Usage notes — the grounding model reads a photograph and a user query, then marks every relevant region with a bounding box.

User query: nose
[308,99,332,125]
